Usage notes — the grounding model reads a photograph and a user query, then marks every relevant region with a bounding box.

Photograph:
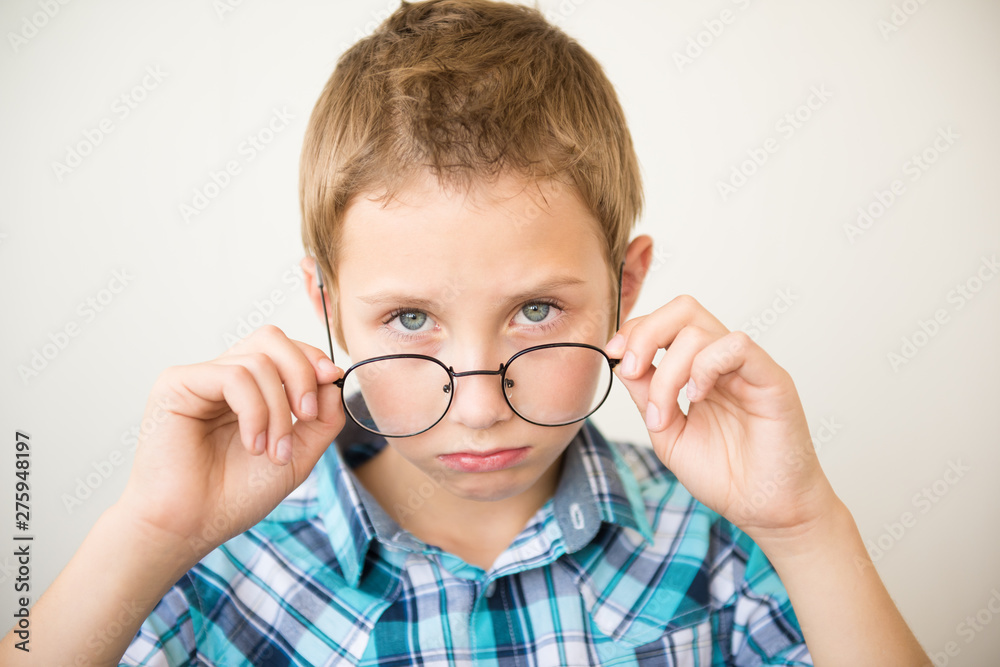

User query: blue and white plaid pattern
[122,420,813,666]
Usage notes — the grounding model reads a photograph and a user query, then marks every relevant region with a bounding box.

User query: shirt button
[484,581,497,598]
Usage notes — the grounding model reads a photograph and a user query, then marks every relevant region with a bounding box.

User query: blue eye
[521,303,550,323]
[397,311,427,331]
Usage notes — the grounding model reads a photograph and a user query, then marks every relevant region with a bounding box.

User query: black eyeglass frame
[316,261,625,438]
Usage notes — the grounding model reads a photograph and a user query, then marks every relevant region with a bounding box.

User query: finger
[289,374,347,474]
[604,314,645,356]
[289,339,342,386]
[611,355,693,468]
[213,353,294,465]
[644,325,722,432]
[606,295,729,378]
[686,331,787,405]
[157,363,270,455]
[223,326,336,422]
[613,361,656,417]
[245,327,324,422]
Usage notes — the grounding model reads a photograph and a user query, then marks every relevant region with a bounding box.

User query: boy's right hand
[115,324,345,565]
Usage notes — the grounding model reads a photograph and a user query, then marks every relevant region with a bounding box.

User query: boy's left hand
[604,295,838,548]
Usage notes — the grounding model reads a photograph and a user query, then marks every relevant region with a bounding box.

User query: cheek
[503,347,610,424]
[346,358,453,437]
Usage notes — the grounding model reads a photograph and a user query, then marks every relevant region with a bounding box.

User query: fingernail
[645,402,661,431]
[275,436,292,464]
[300,392,318,417]
[686,379,698,401]
[605,334,625,356]
[318,358,337,375]
[621,350,636,377]
[254,432,266,455]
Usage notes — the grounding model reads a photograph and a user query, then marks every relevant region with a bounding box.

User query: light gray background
[2,0,999,663]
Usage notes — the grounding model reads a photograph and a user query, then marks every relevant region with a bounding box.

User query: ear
[300,256,332,325]
[619,234,654,322]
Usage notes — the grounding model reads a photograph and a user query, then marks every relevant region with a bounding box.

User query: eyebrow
[356,275,588,310]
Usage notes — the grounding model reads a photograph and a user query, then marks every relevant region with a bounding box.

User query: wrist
[103,501,204,582]
[749,493,860,566]
[747,497,930,665]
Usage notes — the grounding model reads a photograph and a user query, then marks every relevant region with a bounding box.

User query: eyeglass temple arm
[603,260,625,370]
[615,260,624,333]
[316,266,347,388]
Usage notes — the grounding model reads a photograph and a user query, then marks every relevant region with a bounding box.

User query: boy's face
[333,172,618,503]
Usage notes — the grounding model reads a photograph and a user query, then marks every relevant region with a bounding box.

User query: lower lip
[438,447,530,473]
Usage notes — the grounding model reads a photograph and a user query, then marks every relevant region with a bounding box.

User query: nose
[446,366,514,430]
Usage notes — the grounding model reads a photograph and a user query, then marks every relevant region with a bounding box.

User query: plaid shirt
[122,419,812,666]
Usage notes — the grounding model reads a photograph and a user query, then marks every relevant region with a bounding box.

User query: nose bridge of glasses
[447,364,511,398]
[444,361,515,429]
[449,365,505,379]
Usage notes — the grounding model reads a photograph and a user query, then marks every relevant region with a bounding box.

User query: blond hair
[300,0,643,349]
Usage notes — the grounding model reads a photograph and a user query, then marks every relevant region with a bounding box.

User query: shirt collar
[551,421,654,551]
[315,415,653,587]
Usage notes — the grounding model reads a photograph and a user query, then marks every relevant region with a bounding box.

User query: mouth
[437,447,530,473]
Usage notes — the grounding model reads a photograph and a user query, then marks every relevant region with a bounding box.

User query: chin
[439,469,540,503]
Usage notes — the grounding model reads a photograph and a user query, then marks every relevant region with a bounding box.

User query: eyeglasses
[316,262,623,437]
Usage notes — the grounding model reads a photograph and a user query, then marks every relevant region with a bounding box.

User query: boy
[2,0,929,664]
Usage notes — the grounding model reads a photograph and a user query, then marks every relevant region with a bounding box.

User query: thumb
[614,365,654,423]
[614,366,687,460]
[289,371,346,477]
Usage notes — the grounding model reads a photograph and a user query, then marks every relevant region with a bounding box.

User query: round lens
[503,344,612,426]
[342,356,452,437]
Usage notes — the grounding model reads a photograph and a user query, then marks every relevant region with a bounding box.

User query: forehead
[337,172,608,290]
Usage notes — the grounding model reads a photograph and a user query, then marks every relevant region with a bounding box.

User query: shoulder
[604,436,719,528]
[607,437,685,493]
[575,437,807,659]
[179,454,348,593]
[600,436,780,600]
[261,458,327,523]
